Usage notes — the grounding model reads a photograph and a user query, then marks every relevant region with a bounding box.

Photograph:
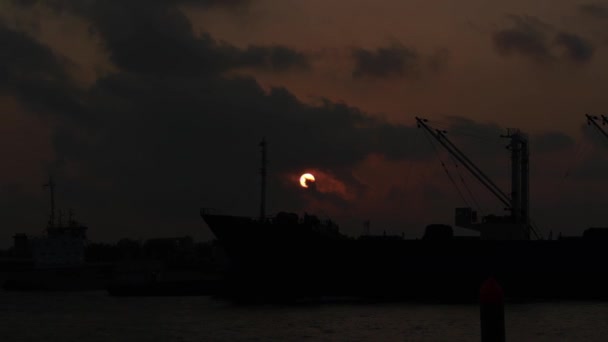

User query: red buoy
[480,277,504,305]
[480,277,505,342]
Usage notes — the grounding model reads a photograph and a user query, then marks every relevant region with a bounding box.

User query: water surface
[1,291,606,341]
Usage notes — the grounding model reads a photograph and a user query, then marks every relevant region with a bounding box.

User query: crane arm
[416,117,512,209]
[586,114,608,141]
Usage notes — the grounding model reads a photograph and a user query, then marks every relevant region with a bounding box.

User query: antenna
[259,138,267,221]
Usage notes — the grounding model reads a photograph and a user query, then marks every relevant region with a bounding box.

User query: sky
[1,0,608,246]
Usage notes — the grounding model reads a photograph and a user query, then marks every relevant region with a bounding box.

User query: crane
[586,114,608,142]
[416,117,512,210]
[416,117,536,240]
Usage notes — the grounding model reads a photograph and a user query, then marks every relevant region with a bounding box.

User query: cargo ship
[201,117,608,302]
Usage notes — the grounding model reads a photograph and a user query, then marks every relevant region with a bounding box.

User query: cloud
[188,0,251,7]
[0,21,65,83]
[11,0,309,76]
[579,3,608,19]
[427,48,450,72]
[352,44,419,79]
[492,15,595,64]
[440,116,505,158]
[12,0,251,10]
[4,0,597,241]
[0,184,46,231]
[445,117,576,157]
[570,151,608,180]
[532,131,575,154]
[45,75,430,224]
[0,20,85,120]
[88,4,309,76]
[555,32,594,63]
[351,43,449,80]
[0,2,434,235]
[237,45,310,72]
[492,15,552,63]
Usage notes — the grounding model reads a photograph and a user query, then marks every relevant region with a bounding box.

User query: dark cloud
[12,0,308,76]
[351,44,449,80]
[87,4,309,76]
[493,15,595,64]
[579,3,608,19]
[46,73,429,227]
[0,20,85,119]
[571,152,608,180]
[6,0,596,241]
[352,44,419,79]
[552,122,608,182]
[445,117,576,157]
[532,132,575,154]
[423,117,578,192]
[440,116,505,158]
[427,48,450,72]
[0,2,433,239]
[0,185,47,235]
[12,0,251,10]
[555,32,594,63]
[492,15,552,63]
[238,45,310,72]
[188,0,251,7]
[0,21,65,83]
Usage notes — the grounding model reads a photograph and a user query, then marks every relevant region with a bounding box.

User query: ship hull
[202,214,608,301]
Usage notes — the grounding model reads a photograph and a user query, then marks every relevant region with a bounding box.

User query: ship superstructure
[13,177,88,269]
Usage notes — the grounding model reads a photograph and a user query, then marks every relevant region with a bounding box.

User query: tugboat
[3,177,108,291]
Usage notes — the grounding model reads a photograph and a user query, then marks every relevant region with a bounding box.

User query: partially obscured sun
[299,173,315,188]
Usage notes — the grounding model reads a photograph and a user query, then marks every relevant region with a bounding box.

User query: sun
[299,173,316,188]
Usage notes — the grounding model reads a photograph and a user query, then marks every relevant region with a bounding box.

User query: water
[1,290,607,341]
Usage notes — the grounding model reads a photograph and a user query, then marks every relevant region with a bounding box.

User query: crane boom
[416,117,512,209]
[586,114,608,141]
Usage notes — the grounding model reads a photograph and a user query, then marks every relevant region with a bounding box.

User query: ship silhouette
[202,117,608,302]
[3,177,111,291]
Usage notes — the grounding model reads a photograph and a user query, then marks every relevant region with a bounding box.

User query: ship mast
[259,137,267,221]
[44,175,56,229]
[501,129,529,227]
